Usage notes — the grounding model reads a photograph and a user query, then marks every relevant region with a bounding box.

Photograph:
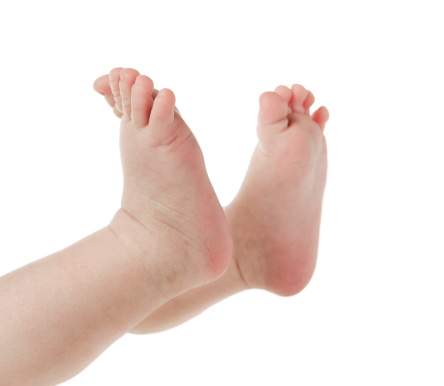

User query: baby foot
[226,84,329,296]
[103,68,232,299]
[94,74,328,297]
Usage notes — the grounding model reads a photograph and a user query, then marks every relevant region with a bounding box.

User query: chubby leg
[94,76,329,333]
[0,68,233,384]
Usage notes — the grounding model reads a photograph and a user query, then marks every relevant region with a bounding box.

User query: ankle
[224,202,258,290]
[225,201,318,297]
[109,208,232,299]
[109,208,178,300]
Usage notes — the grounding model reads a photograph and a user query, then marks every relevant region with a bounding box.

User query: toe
[303,90,315,115]
[131,75,155,129]
[148,88,180,144]
[257,91,289,130]
[150,88,181,116]
[151,89,159,99]
[256,91,292,154]
[150,88,176,125]
[290,84,309,114]
[93,74,123,118]
[119,68,140,117]
[93,74,111,99]
[311,106,329,131]
[274,85,293,104]
[109,67,124,113]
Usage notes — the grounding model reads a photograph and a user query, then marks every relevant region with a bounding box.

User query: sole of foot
[226,84,329,296]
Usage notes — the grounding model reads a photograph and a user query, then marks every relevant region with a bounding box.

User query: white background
[0,0,443,385]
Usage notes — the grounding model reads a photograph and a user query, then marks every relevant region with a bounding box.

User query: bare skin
[94,72,329,333]
[0,68,232,384]
[107,68,232,296]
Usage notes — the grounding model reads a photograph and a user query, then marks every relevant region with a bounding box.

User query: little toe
[93,74,123,118]
[93,75,111,100]
[130,75,155,129]
[109,67,124,113]
[311,106,329,130]
[119,68,140,117]
[290,84,309,114]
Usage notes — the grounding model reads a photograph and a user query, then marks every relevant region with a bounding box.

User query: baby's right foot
[106,68,232,299]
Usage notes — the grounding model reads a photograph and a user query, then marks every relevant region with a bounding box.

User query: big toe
[146,88,190,146]
[257,91,289,138]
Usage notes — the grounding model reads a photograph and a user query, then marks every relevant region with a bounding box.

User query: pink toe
[312,106,329,130]
[93,74,117,109]
[93,74,109,95]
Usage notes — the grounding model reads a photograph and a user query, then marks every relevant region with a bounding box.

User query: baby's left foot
[226,84,329,295]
